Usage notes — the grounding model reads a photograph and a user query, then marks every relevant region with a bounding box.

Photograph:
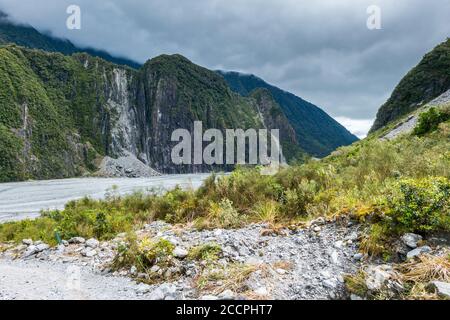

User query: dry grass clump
[398,251,450,283]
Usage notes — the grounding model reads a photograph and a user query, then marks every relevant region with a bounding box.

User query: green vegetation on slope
[371,38,450,132]
[0,45,126,181]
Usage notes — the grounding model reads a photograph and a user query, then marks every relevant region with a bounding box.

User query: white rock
[429,281,450,298]
[254,286,269,296]
[353,253,364,261]
[350,294,363,300]
[173,247,188,259]
[276,268,287,275]
[130,266,137,275]
[218,289,235,300]
[401,233,422,249]
[334,240,344,248]
[81,249,97,257]
[330,250,339,264]
[150,265,161,273]
[136,283,152,295]
[22,239,33,246]
[406,246,432,259]
[69,237,86,244]
[85,238,99,249]
[313,226,322,233]
[22,245,38,258]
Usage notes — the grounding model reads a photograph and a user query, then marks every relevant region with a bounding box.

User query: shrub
[414,107,450,136]
[188,243,222,261]
[112,235,175,273]
[386,177,450,234]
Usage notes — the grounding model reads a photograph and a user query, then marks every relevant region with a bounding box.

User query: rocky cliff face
[0,46,301,181]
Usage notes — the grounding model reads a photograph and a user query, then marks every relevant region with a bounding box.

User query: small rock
[81,249,97,257]
[173,247,188,259]
[68,237,86,244]
[276,268,287,275]
[406,246,432,259]
[218,289,235,300]
[313,226,321,233]
[22,245,38,258]
[428,281,450,298]
[334,240,344,248]
[150,265,161,273]
[254,286,268,296]
[22,239,33,246]
[85,238,99,249]
[136,283,151,294]
[62,240,69,246]
[350,294,363,300]
[130,266,137,275]
[353,253,364,261]
[401,233,422,249]
[330,250,339,264]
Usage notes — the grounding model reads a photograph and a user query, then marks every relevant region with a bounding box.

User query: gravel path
[0,259,149,300]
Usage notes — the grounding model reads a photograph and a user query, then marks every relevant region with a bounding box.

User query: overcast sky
[1,0,449,137]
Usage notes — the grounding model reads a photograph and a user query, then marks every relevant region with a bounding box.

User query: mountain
[0,10,357,158]
[0,45,303,182]
[370,38,450,133]
[217,71,358,157]
[0,11,140,69]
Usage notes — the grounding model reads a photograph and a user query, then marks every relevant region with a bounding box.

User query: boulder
[22,239,33,246]
[69,237,86,244]
[428,281,450,299]
[218,290,235,300]
[406,246,432,259]
[22,245,38,258]
[401,233,422,249]
[85,238,100,249]
[173,247,188,259]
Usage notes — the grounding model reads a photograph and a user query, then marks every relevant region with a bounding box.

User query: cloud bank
[0,0,449,136]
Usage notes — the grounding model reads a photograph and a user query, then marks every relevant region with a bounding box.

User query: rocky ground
[1,220,448,300]
[0,219,364,300]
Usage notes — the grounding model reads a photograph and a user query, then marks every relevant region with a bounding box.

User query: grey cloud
[0,0,449,125]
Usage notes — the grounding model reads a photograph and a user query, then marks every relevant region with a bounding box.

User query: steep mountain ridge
[0,45,301,181]
[371,38,450,132]
[218,71,359,157]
